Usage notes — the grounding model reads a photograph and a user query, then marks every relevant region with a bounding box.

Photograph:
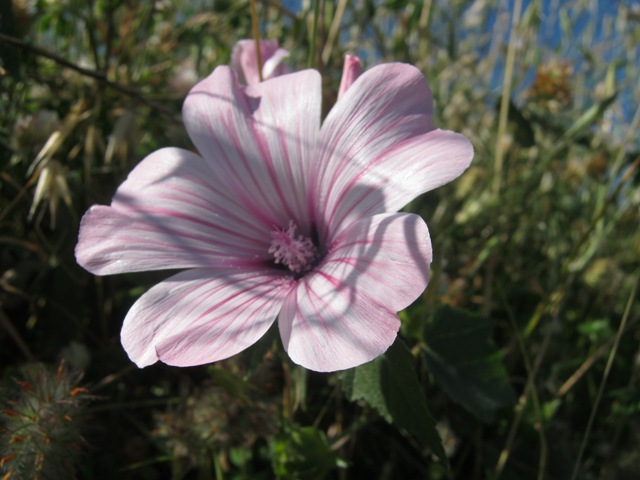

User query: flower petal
[231,39,289,86]
[279,212,431,371]
[76,147,271,275]
[313,63,473,239]
[183,66,321,233]
[122,268,291,367]
[337,54,362,99]
[262,47,289,80]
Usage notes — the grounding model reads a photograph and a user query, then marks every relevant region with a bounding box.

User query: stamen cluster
[268,220,318,274]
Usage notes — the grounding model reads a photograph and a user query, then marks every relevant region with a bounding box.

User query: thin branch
[554,316,639,399]
[250,0,264,82]
[570,276,639,480]
[0,308,34,361]
[493,0,523,193]
[308,0,322,69]
[500,290,548,480]
[495,302,559,479]
[0,33,180,123]
[321,0,348,64]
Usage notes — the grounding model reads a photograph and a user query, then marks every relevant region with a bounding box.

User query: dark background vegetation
[1,0,639,478]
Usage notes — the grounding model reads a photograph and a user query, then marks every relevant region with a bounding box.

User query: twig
[570,276,638,480]
[0,170,39,223]
[308,0,322,69]
[321,0,348,64]
[554,316,639,399]
[0,33,180,123]
[250,0,264,82]
[92,365,137,392]
[598,344,640,479]
[495,297,559,479]
[417,0,433,57]
[0,307,34,361]
[493,0,523,193]
[524,155,640,337]
[500,290,548,480]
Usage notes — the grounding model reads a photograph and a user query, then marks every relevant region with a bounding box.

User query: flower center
[269,220,318,274]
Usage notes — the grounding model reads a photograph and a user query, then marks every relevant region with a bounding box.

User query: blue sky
[278,0,637,134]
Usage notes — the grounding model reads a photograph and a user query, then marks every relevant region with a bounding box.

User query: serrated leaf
[422,305,516,423]
[340,338,447,464]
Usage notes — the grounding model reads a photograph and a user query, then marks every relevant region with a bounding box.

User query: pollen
[268,220,318,274]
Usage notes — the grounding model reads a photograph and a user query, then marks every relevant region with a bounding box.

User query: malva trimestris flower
[76,60,473,372]
[337,54,362,99]
[231,39,289,86]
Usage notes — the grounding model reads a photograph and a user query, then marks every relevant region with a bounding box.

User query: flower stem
[570,276,639,480]
[308,0,321,69]
[321,0,347,64]
[250,0,263,82]
[493,0,523,194]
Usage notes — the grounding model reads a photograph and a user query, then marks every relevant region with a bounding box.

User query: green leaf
[340,338,447,464]
[241,322,278,377]
[271,426,340,480]
[494,98,535,147]
[562,92,617,141]
[422,305,517,423]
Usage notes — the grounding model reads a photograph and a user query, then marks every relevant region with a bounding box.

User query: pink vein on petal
[123,268,292,368]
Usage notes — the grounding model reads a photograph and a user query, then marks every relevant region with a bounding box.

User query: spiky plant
[0,362,91,480]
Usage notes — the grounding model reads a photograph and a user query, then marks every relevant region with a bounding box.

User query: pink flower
[231,39,289,85]
[337,54,362,99]
[75,63,473,372]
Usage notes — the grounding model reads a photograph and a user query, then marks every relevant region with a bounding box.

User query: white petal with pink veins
[314,63,473,239]
[183,67,321,232]
[76,58,475,372]
[76,147,270,275]
[122,268,292,368]
[279,212,431,371]
[262,47,289,80]
[231,39,289,86]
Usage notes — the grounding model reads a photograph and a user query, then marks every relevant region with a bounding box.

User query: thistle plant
[0,362,90,480]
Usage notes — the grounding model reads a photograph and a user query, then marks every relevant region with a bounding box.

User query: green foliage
[0,363,91,479]
[422,305,517,423]
[561,92,618,142]
[271,426,341,480]
[340,338,447,464]
[1,0,639,478]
